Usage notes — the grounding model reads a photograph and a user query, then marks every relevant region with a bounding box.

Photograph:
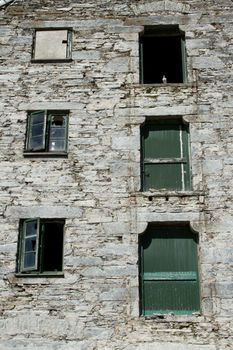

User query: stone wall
[0,1,232,349]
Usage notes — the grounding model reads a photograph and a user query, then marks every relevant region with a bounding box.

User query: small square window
[139,223,200,315]
[32,29,72,61]
[141,118,191,191]
[17,219,64,275]
[139,25,187,84]
[24,110,69,154]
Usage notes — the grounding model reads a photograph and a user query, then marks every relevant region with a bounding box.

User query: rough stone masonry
[0,0,233,349]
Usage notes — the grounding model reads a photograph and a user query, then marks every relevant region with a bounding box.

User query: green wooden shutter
[141,120,190,191]
[48,112,68,152]
[27,111,46,151]
[140,225,200,315]
[21,219,40,271]
[182,124,191,190]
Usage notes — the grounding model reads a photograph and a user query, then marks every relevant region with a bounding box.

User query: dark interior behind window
[140,26,186,84]
[42,222,63,272]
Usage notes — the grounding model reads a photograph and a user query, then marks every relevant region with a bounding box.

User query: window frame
[139,223,200,316]
[24,110,69,156]
[140,117,191,192]
[31,28,72,63]
[139,25,187,84]
[21,218,40,272]
[17,218,65,276]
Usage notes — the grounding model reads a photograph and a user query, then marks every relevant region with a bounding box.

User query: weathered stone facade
[0,0,232,349]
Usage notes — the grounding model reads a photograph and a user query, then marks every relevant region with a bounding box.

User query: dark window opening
[42,222,63,272]
[18,219,64,275]
[140,26,187,84]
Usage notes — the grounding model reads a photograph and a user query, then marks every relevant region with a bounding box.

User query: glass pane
[25,220,37,237]
[31,112,45,124]
[144,163,182,190]
[144,124,181,159]
[49,140,66,151]
[48,115,67,151]
[24,252,36,269]
[25,237,37,252]
[31,123,44,137]
[28,111,46,150]
[29,135,45,150]
[143,280,200,314]
[50,128,66,138]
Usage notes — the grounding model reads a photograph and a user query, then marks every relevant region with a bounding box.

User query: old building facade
[0,0,232,349]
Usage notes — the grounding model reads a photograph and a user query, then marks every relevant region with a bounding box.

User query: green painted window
[139,25,187,84]
[139,224,200,316]
[141,119,191,191]
[25,110,69,153]
[18,219,64,274]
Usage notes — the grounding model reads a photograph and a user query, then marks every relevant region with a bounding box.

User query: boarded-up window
[33,29,72,60]
[139,223,200,315]
[141,118,191,191]
[139,25,187,84]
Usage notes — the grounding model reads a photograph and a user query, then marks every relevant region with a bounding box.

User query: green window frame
[25,110,69,154]
[139,223,200,316]
[139,25,187,84]
[17,219,64,275]
[141,118,191,191]
[32,29,72,61]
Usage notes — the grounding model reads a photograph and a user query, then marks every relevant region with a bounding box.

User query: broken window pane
[49,115,67,151]
[25,111,68,154]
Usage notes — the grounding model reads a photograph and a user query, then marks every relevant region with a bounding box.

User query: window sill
[135,190,205,198]
[31,58,73,63]
[15,272,64,278]
[23,152,68,158]
[131,82,195,89]
[140,82,190,86]
[142,312,203,322]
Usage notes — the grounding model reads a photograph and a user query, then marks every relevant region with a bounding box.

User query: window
[139,223,200,316]
[17,219,64,274]
[141,118,191,191]
[25,110,69,154]
[139,25,187,84]
[32,29,72,61]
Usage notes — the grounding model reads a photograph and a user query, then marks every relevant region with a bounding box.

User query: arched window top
[139,222,200,316]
